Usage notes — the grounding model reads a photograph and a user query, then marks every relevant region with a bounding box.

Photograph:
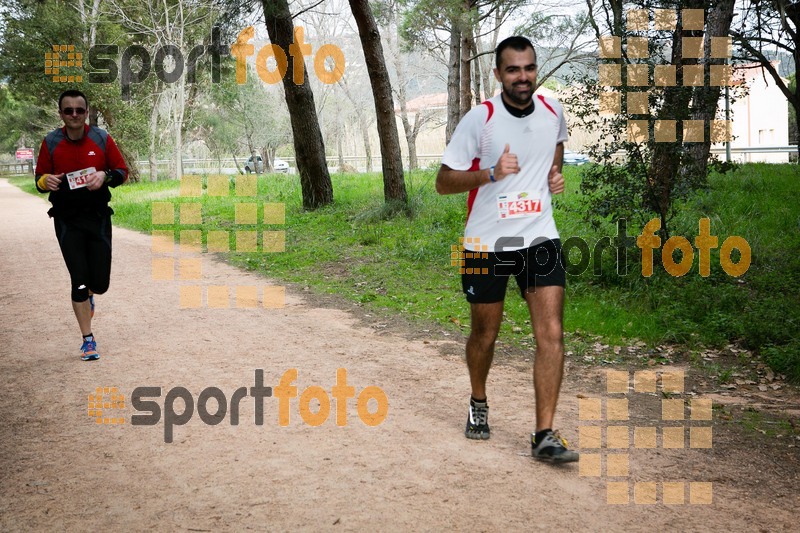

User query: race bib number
[66,167,96,190]
[497,191,541,219]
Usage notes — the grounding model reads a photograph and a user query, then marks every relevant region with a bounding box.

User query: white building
[716,61,791,163]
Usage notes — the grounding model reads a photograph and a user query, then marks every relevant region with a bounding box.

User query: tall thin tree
[262,0,333,209]
[348,0,407,204]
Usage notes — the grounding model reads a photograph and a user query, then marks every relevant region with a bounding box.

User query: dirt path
[1,178,797,531]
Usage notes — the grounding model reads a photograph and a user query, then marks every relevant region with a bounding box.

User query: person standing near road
[34,89,128,361]
[435,36,578,462]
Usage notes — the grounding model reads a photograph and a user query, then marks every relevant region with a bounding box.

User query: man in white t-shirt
[436,36,578,463]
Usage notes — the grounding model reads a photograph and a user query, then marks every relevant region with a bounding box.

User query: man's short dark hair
[495,36,535,69]
[58,89,88,111]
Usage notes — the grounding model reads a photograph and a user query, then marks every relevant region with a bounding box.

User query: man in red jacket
[35,89,128,361]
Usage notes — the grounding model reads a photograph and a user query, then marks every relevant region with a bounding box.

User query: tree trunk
[794,112,799,161]
[408,112,421,170]
[460,10,475,117]
[89,0,100,47]
[774,1,798,160]
[482,14,502,101]
[647,1,706,240]
[472,58,482,106]
[116,141,140,183]
[263,146,275,172]
[400,112,415,170]
[389,4,416,171]
[262,0,333,209]
[610,0,623,36]
[358,112,372,172]
[248,143,260,174]
[683,0,736,177]
[173,80,185,181]
[148,87,160,181]
[337,114,345,168]
[481,59,492,101]
[348,0,407,203]
[232,155,244,174]
[446,24,461,144]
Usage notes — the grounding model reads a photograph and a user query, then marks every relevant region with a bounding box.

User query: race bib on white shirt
[441,94,568,250]
[497,191,542,219]
[66,167,96,190]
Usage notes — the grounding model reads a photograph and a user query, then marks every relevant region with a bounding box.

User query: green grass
[654,164,800,378]
[737,406,800,439]
[9,163,799,380]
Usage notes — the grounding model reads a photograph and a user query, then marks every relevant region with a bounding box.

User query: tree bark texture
[684,0,736,177]
[349,0,407,203]
[262,0,333,209]
[647,0,707,239]
[446,24,461,144]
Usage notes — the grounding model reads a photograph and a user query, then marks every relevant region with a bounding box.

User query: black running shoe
[465,399,490,440]
[531,430,579,463]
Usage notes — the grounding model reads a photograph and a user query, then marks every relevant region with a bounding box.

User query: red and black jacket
[35,124,128,217]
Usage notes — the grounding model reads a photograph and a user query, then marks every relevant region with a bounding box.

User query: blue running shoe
[89,295,95,318]
[80,338,100,361]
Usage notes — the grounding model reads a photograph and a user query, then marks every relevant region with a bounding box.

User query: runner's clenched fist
[548,165,564,194]
[493,144,520,181]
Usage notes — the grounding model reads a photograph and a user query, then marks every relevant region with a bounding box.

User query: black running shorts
[461,238,566,303]
[53,212,113,302]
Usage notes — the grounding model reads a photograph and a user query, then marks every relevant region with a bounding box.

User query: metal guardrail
[134,155,446,176]
[710,145,798,154]
[605,145,798,163]
[0,162,34,176]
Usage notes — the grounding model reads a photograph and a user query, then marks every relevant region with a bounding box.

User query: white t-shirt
[442,93,569,252]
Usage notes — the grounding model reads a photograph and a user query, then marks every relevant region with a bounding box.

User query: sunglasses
[61,107,86,116]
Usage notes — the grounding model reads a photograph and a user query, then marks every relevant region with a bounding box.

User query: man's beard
[503,80,535,107]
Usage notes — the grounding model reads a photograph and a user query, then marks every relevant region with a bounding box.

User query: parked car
[563,149,590,166]
[273,158,289,173]
[244,155,263,173]
[244,155,290,174]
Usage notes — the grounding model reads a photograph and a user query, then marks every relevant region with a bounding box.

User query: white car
[563,149,590,166]
[273,158,289,173]
[244,155,290,173]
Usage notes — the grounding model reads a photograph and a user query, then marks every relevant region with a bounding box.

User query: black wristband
[105,169,126,187]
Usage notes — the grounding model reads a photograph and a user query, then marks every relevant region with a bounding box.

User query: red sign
[16,148,34,161]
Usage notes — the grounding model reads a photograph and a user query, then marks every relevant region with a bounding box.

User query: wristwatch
[489,166,496,183]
